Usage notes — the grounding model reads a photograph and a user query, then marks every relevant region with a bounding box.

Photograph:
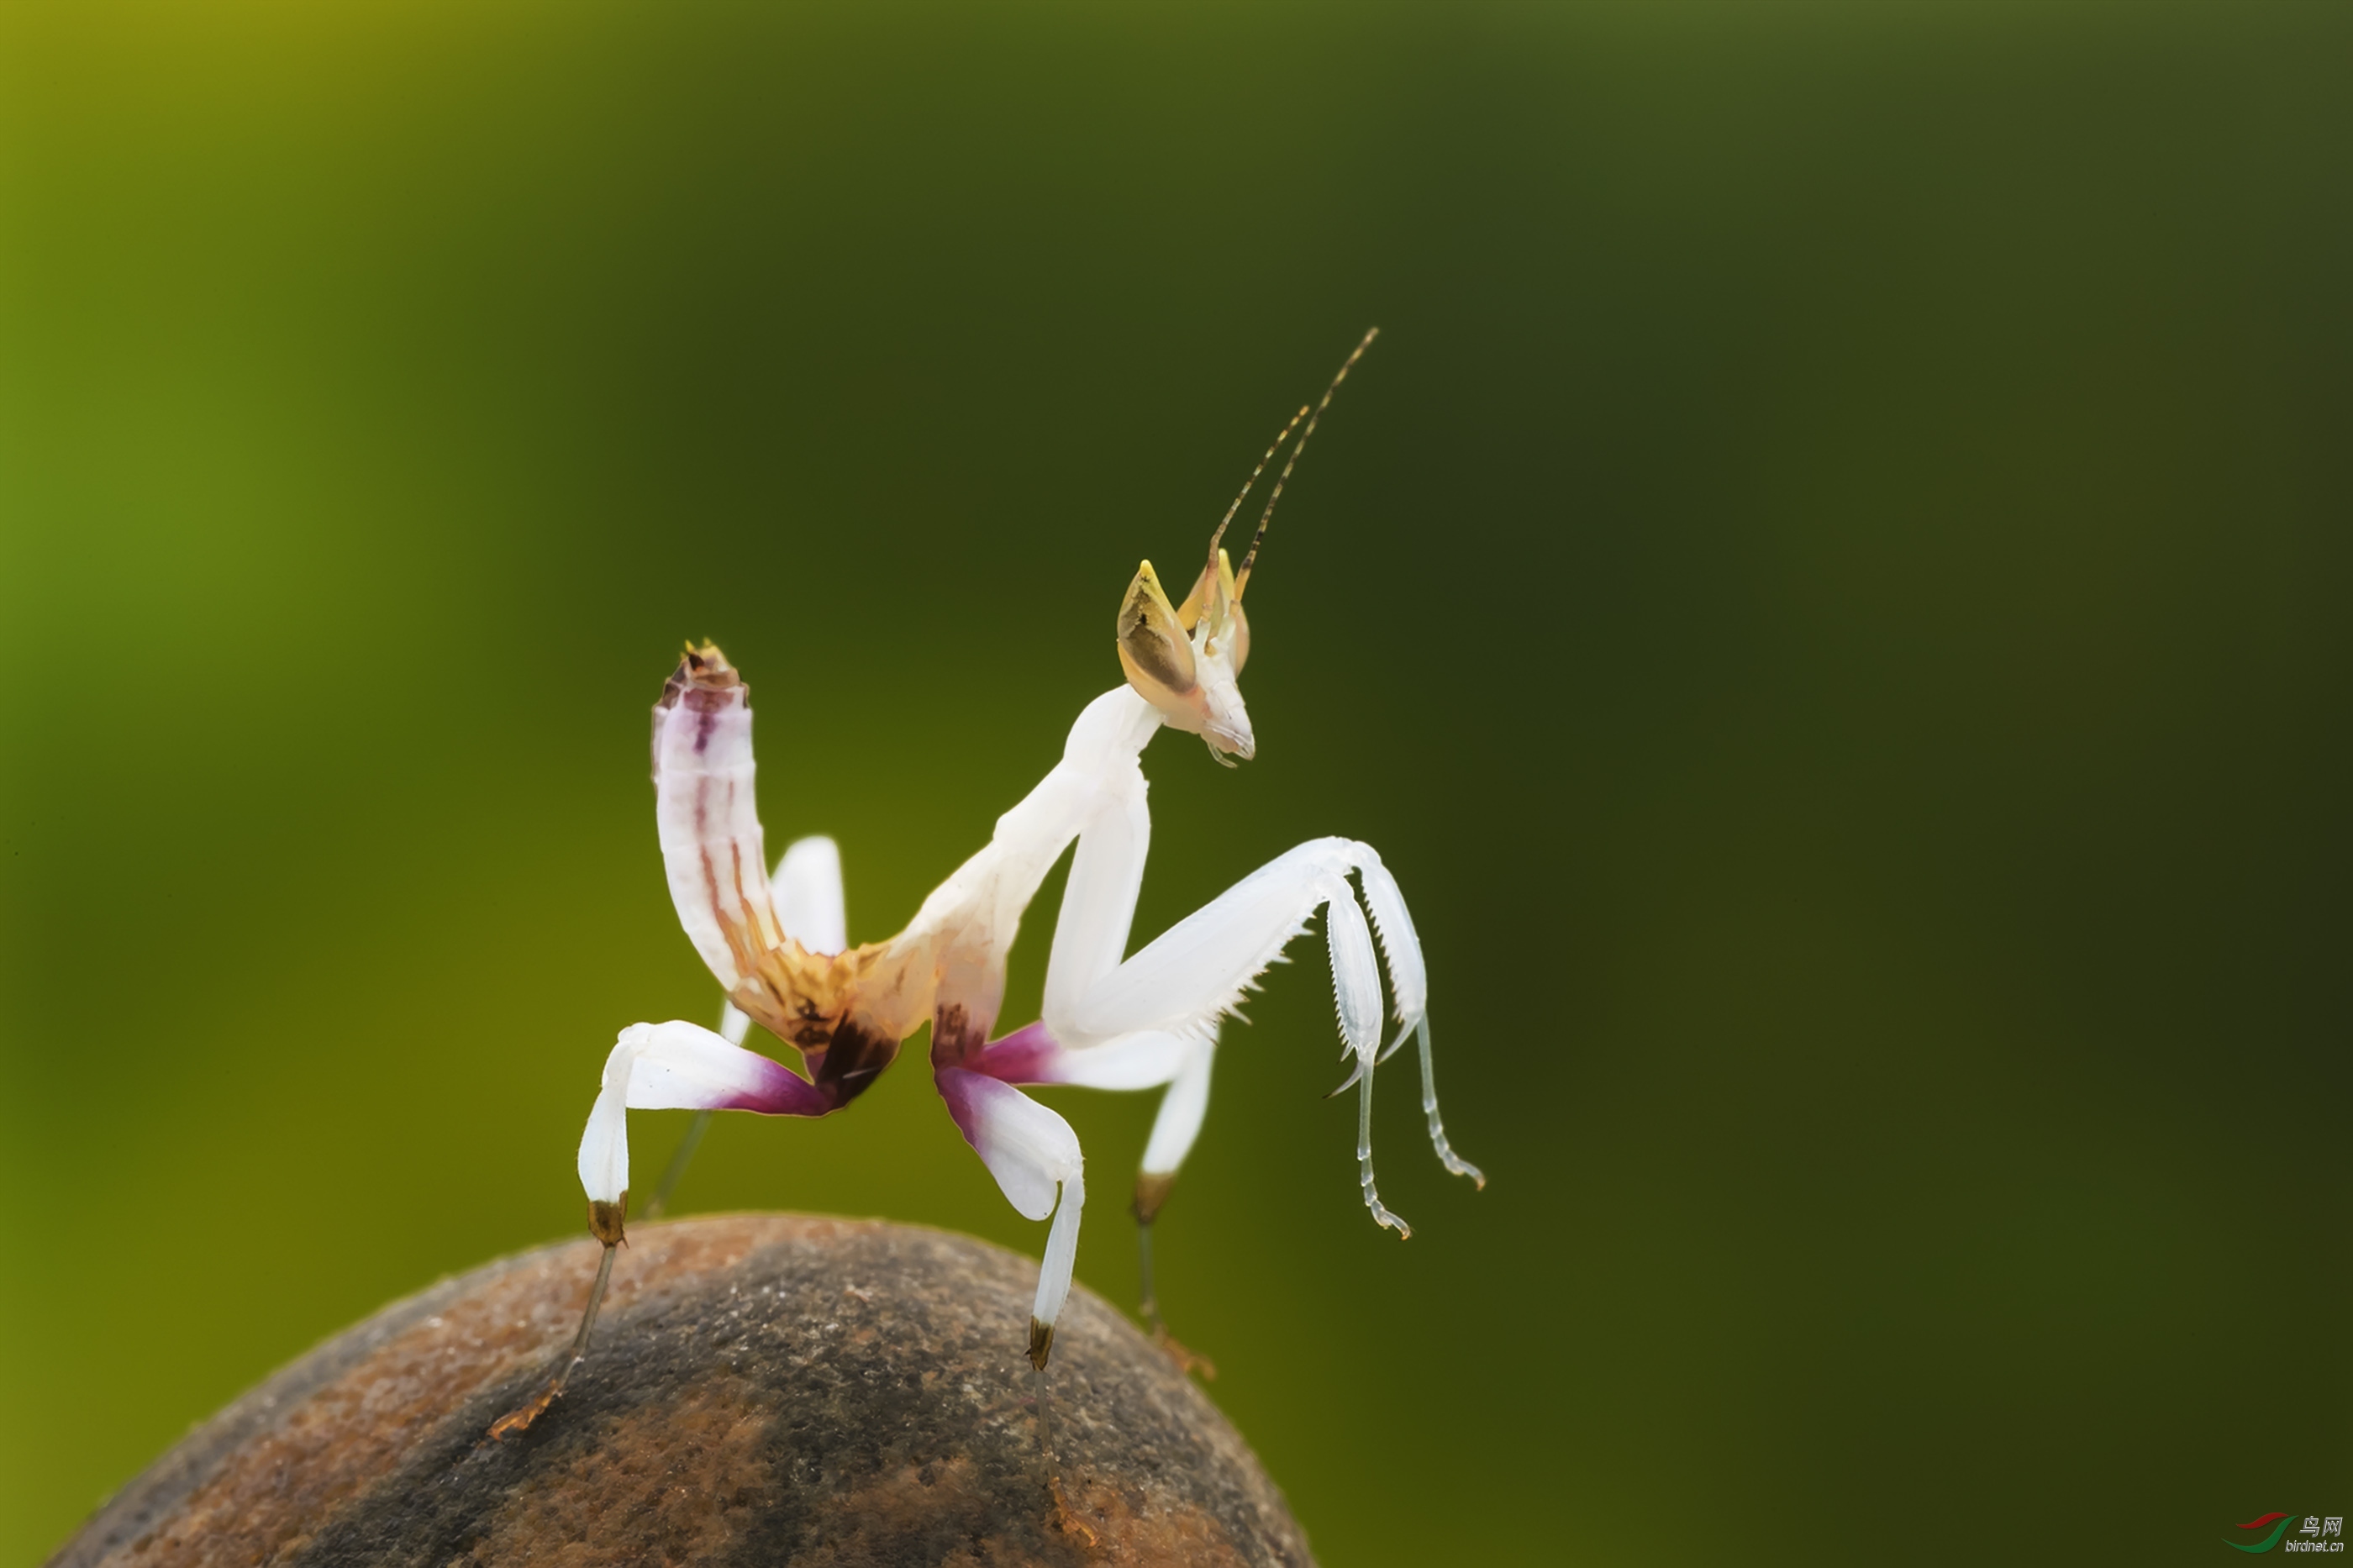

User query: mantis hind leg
[492,1018,840,1438]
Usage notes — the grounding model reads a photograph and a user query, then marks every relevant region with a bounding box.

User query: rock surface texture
[50,1215,1313,1568]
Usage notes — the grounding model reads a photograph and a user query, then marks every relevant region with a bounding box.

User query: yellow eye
[1175,562,1212,632]
[1171,548,1246,671]
[1115,560,1198,703]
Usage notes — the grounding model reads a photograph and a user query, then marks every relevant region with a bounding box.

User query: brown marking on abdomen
[808,1016,899,1108]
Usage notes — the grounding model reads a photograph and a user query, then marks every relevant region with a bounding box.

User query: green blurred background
[3,0,2349,1561]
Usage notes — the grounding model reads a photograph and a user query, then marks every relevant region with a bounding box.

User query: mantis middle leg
[492,839,851,1438]
[645,834,848,1219]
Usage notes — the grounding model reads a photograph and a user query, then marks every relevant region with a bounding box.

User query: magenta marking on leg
[935,1066,989,1149]
[718,1054,837,1118]
[964,1020,1063,1085]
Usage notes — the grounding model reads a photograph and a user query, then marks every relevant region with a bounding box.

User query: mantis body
[493,330,1482,1436]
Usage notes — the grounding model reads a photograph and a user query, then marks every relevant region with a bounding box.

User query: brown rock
[49,1215,1314,1568]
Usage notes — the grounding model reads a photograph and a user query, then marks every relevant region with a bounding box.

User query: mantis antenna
[1204,403,1311,577]
[1234,325,1379,600]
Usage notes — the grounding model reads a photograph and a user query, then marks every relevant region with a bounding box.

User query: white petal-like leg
[955,1019,1217,1358]
[937,1067,1087,1368]
[576,1020,835,1218]
[771,834,847,957]
[495,1018,834,1439]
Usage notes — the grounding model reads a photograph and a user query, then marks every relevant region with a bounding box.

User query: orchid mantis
[492,329,1482,1438]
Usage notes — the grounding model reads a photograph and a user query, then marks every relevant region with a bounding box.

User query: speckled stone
[48,1215,1313,1568]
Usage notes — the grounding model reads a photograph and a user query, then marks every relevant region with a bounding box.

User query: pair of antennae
[1205,326,1379,599]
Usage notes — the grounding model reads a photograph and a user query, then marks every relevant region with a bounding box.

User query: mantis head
[1113,326,1378,767]
[1117,548,1255,763]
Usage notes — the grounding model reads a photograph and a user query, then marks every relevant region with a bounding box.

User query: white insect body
[494,330,1482,1436]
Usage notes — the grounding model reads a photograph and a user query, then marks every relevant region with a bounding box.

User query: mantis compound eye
[1117,560,1200,711]
[1176,552,1250,676]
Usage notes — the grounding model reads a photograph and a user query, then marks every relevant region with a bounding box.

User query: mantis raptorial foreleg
[943,792,1472,1372]
[1048,833,1474,1223]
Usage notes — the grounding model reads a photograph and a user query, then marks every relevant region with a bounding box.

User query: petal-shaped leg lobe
[772,835,847,956]
[576,1021,836,1208]
[937,1068,1080,1220]
[936,1066,1088,1360]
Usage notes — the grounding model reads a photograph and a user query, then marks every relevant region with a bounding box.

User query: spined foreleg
[1043,836,1482,1235]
